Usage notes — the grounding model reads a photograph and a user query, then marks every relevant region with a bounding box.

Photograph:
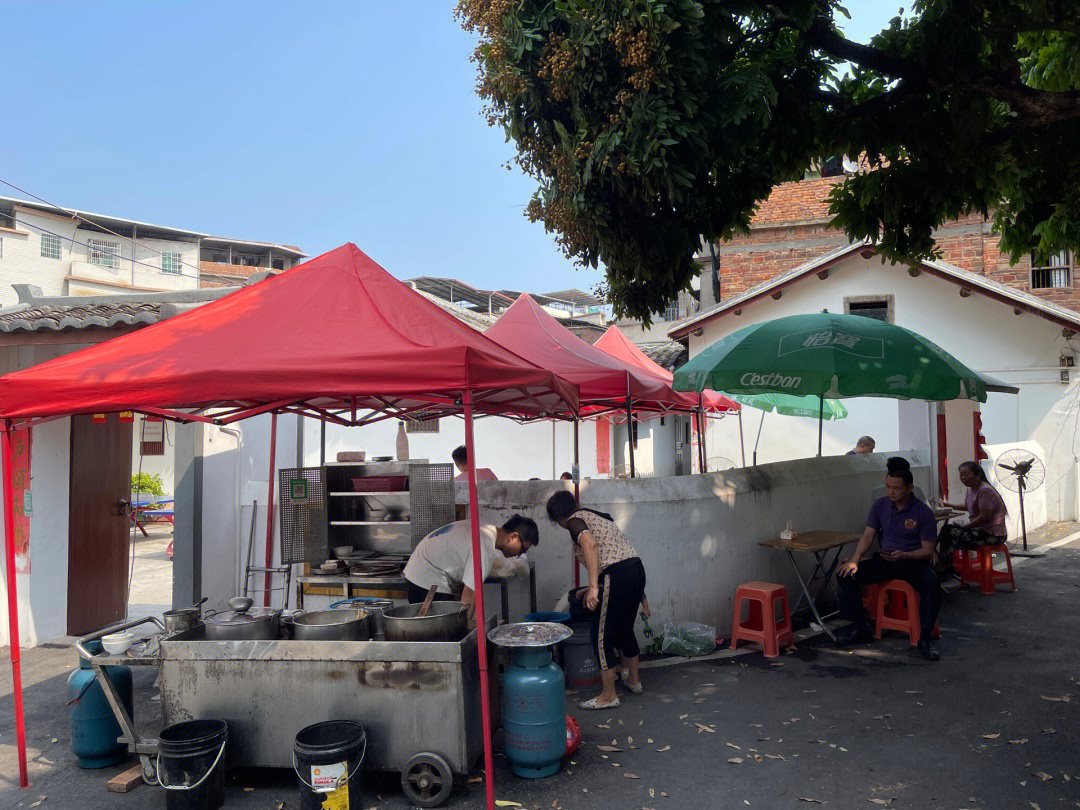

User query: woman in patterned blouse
[546,490,647,709]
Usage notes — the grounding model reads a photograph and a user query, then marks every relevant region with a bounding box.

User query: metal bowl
[382,602,469,642]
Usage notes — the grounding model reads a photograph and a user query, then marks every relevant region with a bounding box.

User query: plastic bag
[660,621,717,656]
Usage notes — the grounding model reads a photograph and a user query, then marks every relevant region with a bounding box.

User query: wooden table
[760,530,861,641]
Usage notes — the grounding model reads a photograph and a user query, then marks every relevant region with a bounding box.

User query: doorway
[67,413,133,635]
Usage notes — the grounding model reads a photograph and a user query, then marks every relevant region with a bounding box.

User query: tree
[458,0,1080,321]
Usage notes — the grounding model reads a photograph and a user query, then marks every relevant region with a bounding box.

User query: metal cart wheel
[140,755,157,784]
[401,752,453,807]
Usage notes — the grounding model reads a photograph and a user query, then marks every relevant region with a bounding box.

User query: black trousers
[405,580,458,604]
[593,557,646,671]
[837,555,940,640]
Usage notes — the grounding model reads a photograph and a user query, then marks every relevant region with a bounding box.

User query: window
[844,295,893,322]
[663,299,679,322]
[40,233,62,260]
[161,251,182,274]
[1030,251,1072,289]
[87,238,121,270]
[406,418,440,434]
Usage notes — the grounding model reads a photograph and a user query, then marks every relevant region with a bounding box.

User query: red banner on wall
[596,419,610,475]
[10,428,32,574]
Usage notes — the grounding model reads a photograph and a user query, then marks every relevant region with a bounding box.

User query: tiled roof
[750,176,842,227]
[639,341,688,371]
[0,301,171,332]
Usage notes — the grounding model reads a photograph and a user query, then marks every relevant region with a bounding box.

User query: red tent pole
[625,396,636,478]
[2,420,29,788]
[463,392,496,810]
[573,418,580,588]
[263,412,278,607]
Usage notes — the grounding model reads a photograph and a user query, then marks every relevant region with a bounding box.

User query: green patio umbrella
[728,393,848,464]
[674,312,986,455]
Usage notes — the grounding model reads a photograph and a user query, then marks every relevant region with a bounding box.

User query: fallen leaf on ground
[495,802,522,808]
[1029,803,1041,810]
[868,800,892,806]
[612,762,620,767]
[1009,739,1029,745]
[661,792,668,797]
[753,755,764,762]
[1040,695,1070,702]
[797,798,826,804]
[679,714,688,720]
[728,757,744,764]
[647,738,654,744]
[1042,728,1056,734]
[982,733,1000,739]
[469,777,483,783]
[726,743,742,750]
[695,698,706,704]
[243,787,254,792]
[611,739,618,746]
[905,690,921,694]
[552,801,557,807]
[624,773,639,779]
[597,724,611,729]
[597,745,622,752]
[656,745,671,752]
[765,754,786,760]
[649,789,655,798]
[695,723,716,733]
[1033,772,1053,782]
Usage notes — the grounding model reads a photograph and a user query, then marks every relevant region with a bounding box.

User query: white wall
[686,254,1075,521]
[0,208,199,306]
[471,452,931,636]
[131,414,176,495]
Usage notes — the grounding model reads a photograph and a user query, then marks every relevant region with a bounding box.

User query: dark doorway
[67,414,133,635]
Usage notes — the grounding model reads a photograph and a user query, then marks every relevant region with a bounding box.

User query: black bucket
[293,720,366,810]
[157,719,228,810]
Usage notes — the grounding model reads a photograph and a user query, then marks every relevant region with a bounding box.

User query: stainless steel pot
[382,602,469,642]
[330,598,393,639]
[203,606,280,641]
[162,597,207,636]
[292,609,370,642]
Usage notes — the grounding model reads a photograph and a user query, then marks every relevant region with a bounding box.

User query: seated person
[836,457,941,660]
[938,461,1008,556]
[402,515,538,615]
[846,435,876,455]
[452,445,498,482]
[560,471,573,481]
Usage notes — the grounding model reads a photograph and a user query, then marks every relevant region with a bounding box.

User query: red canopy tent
[486,294,706,478]
[593,326,740,472]
[0,243,578,809]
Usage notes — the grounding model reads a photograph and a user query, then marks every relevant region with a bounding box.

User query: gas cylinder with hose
[67,640,133,768]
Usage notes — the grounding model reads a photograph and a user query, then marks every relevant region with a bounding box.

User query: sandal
[578,696,620,710]
[619,671,644,695]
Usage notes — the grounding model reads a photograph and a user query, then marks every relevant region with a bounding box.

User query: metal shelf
[328,522,408,529]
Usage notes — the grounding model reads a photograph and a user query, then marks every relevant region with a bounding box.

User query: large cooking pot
[292,609,370,642]
[203,606,280,641]
[382,602,469,642]
[330,597,394,639]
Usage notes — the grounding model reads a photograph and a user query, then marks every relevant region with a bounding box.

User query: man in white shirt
[452,445,498,483]
[402,515,538,609]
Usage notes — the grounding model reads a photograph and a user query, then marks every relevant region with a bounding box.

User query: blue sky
[2,2,901,294]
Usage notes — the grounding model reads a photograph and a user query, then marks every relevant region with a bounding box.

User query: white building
[669,243,1080,526]
[0,196,306,305]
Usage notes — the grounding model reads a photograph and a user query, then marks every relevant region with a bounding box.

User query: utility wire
[0,177,212,280]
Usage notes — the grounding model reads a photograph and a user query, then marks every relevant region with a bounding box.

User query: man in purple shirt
[836,457,941,660]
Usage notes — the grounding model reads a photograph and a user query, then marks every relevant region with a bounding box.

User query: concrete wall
[468,452,930,639]
[686,253,1075,521]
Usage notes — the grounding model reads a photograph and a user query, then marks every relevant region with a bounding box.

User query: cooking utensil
[228,596,254,612]
[292,609,370,641]
[329,598,393,639]
[382,602,469,642]
[418,586,438,617]
[162,598,206,636]
[203,606,280,641]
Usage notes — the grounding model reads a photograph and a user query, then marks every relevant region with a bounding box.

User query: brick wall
[708,181,1080,312]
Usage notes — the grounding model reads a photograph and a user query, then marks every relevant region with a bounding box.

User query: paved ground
[3,541,1078,809]
[126,524,172,623]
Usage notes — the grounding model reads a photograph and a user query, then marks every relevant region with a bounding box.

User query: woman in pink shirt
[938,461,1007,555]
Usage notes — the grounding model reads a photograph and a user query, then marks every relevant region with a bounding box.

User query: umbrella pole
[817,396,824,457]
[2,421,29,789]
[463,392,496,810]
[738,409,746,468]
[625,396,636,478]
[263,411,278,607]
[754,410,765,466]
[319,417,326,467]
[573,418,581,588]
[696,408,706,474]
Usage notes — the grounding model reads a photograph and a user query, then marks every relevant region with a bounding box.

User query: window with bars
[406,418,440,434]
[88,238,121,270]
[40,233,62,260]
[1030,251,1072,289]
[161,251,182,274]
[845,296,893,322]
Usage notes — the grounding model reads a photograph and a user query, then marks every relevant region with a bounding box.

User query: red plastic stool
[974,544,1016,594]
[953,549,981,584]
[873,579,941,646]
[862,583,881,612]
[730,582,794,658]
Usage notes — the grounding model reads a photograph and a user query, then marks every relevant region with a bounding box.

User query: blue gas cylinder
[67,640,133,768]
[501,645,566,778]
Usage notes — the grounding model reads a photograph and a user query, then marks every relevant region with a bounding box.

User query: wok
[382,601,469,642]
